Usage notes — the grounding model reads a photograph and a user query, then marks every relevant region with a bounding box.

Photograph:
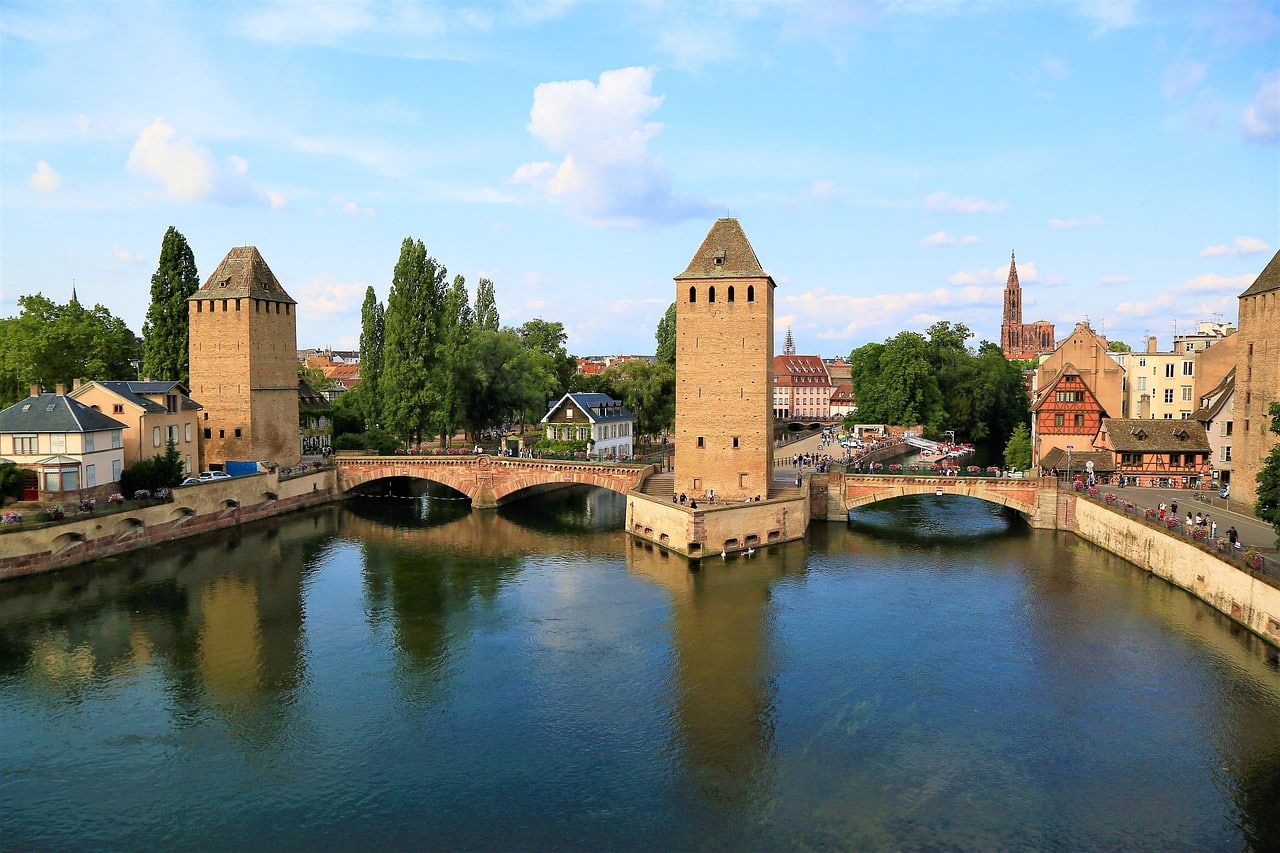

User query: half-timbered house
[1094,418,1211,489]
[1031,364,1109,468]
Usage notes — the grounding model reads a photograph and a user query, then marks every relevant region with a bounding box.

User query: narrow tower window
[689,286,697,303]
[747,285,755,302]
[727,286,735,302]
[708,286,716,303]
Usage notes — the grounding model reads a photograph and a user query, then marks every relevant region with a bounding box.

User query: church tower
[1000,251,1022,355]
[673,218,774,501]
[188,246,300,468]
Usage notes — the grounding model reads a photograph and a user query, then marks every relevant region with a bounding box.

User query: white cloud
[112,242,144,264]
[266,190,288,210]
[1200,235,1272,257]
[1048,214,1103,230]
[293,274,370,317]
[1071,0,1139,33]
[126,118,215,200]
[949,261,1037,286]
[919,231,980,247]
[1097,274,1130,286]
[777,284,1000,340]
[1182,273,1256,292]
[1161,59,1208,101]
[1242,70,1280,143]
[28,160,61,192]
[511,67,713,227]
[922,191,1007,214]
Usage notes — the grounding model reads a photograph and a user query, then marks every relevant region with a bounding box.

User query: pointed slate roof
[541,392,635,424]
[193,246,296,304]
[0,393,127,434]
[1240,249,1280,298]
[674,218,774,283]
[86,380,202,413]
[1006,251,1020,289]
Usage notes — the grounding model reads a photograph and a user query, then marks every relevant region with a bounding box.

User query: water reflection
[0,491,1277,850]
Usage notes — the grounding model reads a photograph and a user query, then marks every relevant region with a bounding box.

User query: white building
[541,392,636,459]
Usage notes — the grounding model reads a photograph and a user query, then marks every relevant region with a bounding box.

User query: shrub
[133,490,151,500]
[1165,517,1182,531]
[43,505,64,521]
[1191,527,1208,542]
[1243,548,1264,570]
[1145,507,1158,519]
[888,464,902,473]
[78,498,96,513]
[1087,486,1099,498]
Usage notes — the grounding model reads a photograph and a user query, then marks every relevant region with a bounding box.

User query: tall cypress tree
[382,237,447,447]
[142,226,200,383]
[358,286,384,429]
[439,274,475,444]
[475,278,499,331]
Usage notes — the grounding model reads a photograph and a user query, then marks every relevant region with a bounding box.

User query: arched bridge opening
[827,473,1051,528]
[335,455,658,510]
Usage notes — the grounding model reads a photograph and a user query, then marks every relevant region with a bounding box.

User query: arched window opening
[727,286,735,303]
[709,286,716,303]
[747,285,755,302]
[689,286,697,303]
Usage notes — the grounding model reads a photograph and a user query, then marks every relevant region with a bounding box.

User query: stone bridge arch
[822,473,1057,528]
[336,455,659,509]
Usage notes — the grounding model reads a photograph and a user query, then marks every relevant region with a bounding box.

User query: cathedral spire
[783,325,795,355]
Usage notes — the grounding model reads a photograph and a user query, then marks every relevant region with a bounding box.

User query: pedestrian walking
[1170,500,1178,517]
[1210,518,1217,538]
[1228,526,1239,548]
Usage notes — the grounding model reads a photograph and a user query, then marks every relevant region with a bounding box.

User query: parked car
[180,477,202,486]
[199,471,232,481]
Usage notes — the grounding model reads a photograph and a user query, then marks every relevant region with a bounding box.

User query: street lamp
[1066,444,1074,484]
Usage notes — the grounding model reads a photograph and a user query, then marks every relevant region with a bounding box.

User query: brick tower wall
[1235,289,1279,506]
[674,276,774,501]
[189,297,300,468]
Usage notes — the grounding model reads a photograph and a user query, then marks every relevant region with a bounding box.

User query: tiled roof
[89,380,202,413]
[674,218,773,282]
[1101,418,1210,452]
[298,378,331,412]
[541,392,635,424]
[1240,250,1280,298]
[0,393,128,434]
[193,246,296,304]
[1189,368,1234,423]
[1039,447,1115,472]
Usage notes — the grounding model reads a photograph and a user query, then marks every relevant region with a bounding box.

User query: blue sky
[2,0,1277,360]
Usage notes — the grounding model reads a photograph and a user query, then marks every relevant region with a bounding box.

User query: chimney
[55,383,67,396]
[1146,336,1158,353]
[1137,393,1150,419]
[73,378,82,390]
[29,383,41,397]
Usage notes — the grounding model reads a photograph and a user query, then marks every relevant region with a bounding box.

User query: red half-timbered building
[1094,418,1212,489]
[1031,364,1109,467]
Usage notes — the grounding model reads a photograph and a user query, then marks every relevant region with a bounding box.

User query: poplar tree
[142,226,200,383]
[655,302,676,365]
[358,286,384,429]
[382,238,447,447]
[439,274,474,444]
[474,278,499,331]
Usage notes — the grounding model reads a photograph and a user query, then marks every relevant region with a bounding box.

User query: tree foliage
[1107,340,1132,352]
[1003,422,1033,471]
[357,286,385,430]
[121,439,184,495]
[517,319,577,398]
[381,238,447,447]
[0,293,139,408]
[655,302,676,365]
[601,359,675,438]
[475,277,499,332]
[848,321,1029,452]
[1255,402,1280,547]
[142,226,200,383]
[0,462,23,506]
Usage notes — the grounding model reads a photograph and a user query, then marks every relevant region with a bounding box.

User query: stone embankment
[1063,493,1280,648]
[0,469,336,580]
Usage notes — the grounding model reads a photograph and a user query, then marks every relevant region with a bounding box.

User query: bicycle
[1192,491,1211,504]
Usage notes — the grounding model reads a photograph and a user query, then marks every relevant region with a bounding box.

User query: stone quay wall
[0,469,336,581]
[1069,496,1280,647]
[627,491,809,559]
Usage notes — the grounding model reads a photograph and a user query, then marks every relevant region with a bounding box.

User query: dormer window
[713,251,725,266]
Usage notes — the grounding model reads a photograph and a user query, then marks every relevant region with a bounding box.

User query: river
[1,488,1278,850]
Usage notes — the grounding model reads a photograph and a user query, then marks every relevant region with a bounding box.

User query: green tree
[518,319,577,397]
[604,359,675,438]
[357,286,384,430]
[141,226,200,383]
[0,462,23,506]
[655,302,676,365]
[382,238,447,448]
[298,362,332,391]
[120,439,184,495]
[1108,340,1132,352]
[0,294,139,408]
[475,277,499,331]
[1003,422,1033,471]
[852,331,944,431]
[460,328,556,438]
[438,274,475,445]
[1254,402,1280,547]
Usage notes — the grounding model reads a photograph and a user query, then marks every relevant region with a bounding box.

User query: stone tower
[673,218,774,501]
[1233,249,1280,507]
[188,246,300,468]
